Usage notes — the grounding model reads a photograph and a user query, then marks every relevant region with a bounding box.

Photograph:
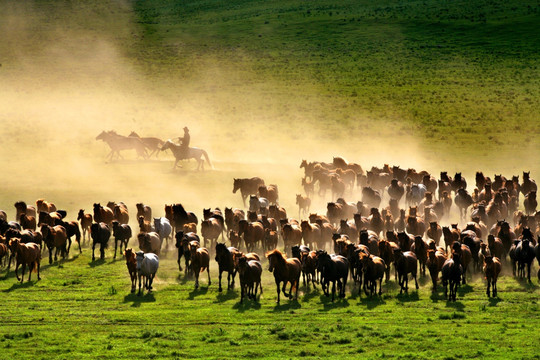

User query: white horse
[249,195,269,215]
[160,140,212,170]
[407,183,427,206]
[153,217,172,249]
[136,251,159,295]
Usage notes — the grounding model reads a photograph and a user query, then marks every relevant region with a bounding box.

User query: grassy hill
[128,0,540,165]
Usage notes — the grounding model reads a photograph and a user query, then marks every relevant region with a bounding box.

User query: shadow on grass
[271,299,302,312]
[457,283,474,296]
[123,292,156,307]
[176,273,192,285]
[188,286,209,299]
[445,300,465,311]
[88,258,107,268]
[514,277,539,290]
[40,254,80,271]
[2,279,37,292]
[301,287,321,303]
[356,294,385,309]
[488,297,502,306]
[318,294,350,311]
[215,289,239,303]
[396,291,420,302]
[232,298,262,312]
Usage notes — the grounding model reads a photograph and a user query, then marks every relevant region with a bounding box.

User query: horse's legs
[486,278,491,297]
[218,270,223,292]
[27,262,33,282]
[14,261,20,281]
[207,267,211,286]
[37,261,41,280]
[20,262,25,283]
[275,280,281,304]
[493,278,497,297]
[114,239,118,259]
[138,273,142,295]
[100,242,105,260]
[414,271,419,290]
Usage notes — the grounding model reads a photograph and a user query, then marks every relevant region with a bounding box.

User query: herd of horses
[1,156,540,304]
[96,130,212,170]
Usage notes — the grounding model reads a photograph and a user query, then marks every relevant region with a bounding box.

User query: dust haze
[0,1,535,225]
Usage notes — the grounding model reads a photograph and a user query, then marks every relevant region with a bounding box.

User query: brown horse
[426,249,447,291]
[258,184,279,204]
[124,248,138,293]
[282,223,303,252]
[20,214,36,231]
[113,205,129,225]
[77,209,93,243]
[300,221,321,249]
[96,130,148,161]
[266,249,301,304]
[41,224,68,264]
[296,194,311,219]
[189,242,211,289]
[237,256,263,303]
[9,238,41,283]
[36,199,56,213]
[233,177,265,206]
[14,201,36,222]
[483,256,501,297]
[93,203,114,226]
[136,203,152,222]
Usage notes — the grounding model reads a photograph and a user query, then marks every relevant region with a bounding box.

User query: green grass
[1,0,540,358]
[1,248,539,359]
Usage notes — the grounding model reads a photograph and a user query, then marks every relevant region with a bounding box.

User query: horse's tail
[203,150,213,169]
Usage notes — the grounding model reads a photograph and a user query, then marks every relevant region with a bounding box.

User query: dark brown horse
[237,256,263,303]
[266,249,301,304]
[318,251,349,300]
[215,243,238,292]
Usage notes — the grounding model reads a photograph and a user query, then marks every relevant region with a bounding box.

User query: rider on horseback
[176,127,190,159]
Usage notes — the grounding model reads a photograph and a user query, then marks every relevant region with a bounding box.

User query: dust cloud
[0,1,534,229]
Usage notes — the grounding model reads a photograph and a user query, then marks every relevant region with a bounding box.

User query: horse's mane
[266,248,286,261]
[173,204,188,217]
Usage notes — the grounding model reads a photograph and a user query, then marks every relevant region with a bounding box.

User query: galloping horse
[96,131,148,161]
[128,131,164,158]
[160,140,212,170]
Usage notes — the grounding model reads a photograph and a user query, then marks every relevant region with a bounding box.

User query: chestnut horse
[9,238,41,283]
[266,249,301,304]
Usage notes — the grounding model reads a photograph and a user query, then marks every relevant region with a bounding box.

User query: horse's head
[160,140,172,151]
[96,131,108,141]
[232,179,240,193]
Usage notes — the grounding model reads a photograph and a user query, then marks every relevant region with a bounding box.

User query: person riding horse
[175,127,190,159]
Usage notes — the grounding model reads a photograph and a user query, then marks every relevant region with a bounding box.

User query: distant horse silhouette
[96,130,148,161]
[128,131,164,158]
[160,140,212,170]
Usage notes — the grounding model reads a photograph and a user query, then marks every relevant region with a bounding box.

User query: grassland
[1,0,540,358]
[0,248,539,360]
